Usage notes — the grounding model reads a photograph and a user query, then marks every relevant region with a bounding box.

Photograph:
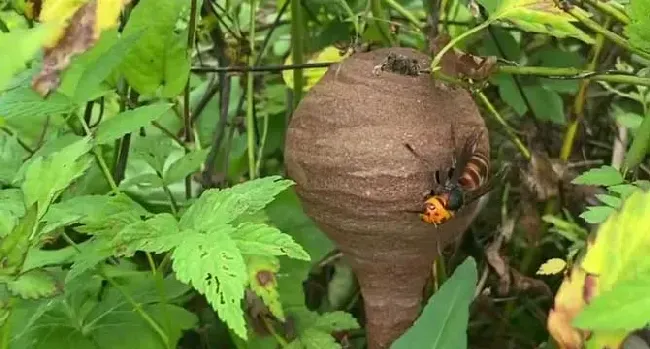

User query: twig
[192,61,333,73]
[246,0,258,179]
[611,122,628,170]
[182,0,199,200]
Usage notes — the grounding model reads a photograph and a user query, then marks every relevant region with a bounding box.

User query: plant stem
[290,0,305,108]
[247,0,258,179]
[496,65,650,87]
[182,0,199,199]
[254,107,269,177]
[75,112,119,192]
[567,7,650,62]
[383,0,423,29]
[431,20,492,71]
[560,19,610,162]
[474,90,531,161]
[582,0,629,24]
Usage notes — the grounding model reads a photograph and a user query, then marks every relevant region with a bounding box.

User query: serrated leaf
[490,0,594,44]
[573,277,650,331]
[73,29,144,103]
[172,227,248,340]
[233,223,310,261]
[247,255,284,320]
[596,194,623,208]
[163,148,210,185]
[6,269,60,299]
[312,311,360,333]
[391,257,477,349]
[23,245,78,272]
[112,213,184,255]
[179,176,294,231]
[132,134,173,174]
[120,0,190,97]
[580,206,616,224]
[625,0,650,53]
[21,136,94,219]
[572,165,624,186]
[39,194,112,236]
[0,86,74,121]
[94,103,173,145]
[72,193,151,237]
[536,258,567,275]
[0,133,28,185]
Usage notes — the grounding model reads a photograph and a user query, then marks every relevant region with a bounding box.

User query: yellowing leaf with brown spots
[31,0,130,96]
[246,255,285,321]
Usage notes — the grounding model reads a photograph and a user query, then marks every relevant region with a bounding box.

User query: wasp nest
[284,47,488,349]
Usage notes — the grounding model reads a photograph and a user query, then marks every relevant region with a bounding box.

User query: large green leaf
[625,0,650,53]
[21,136,94,219]
[94,103,173,145]
[120,0,190,97]
[172,226,248,339]
[232,222,310,261]
[179,175,294,231]
[162,147,210,185]
[572,165,625,187]
[391,257,478,349]
[73,29,145,103]
[5,269,60,300]
[0,86,74,121]
[486,0,594,44]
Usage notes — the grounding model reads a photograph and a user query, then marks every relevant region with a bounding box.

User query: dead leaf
[31,0,129,96]
[547,266,591,349]
[429,33,497,81]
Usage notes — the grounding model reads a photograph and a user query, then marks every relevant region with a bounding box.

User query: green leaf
[247,255,285,321]
[66,238,114,283]
[233,222,310,261]
[615,112,644,130]
[39,195,113,236]
[0,133,28,185]
[120,0,190,97]
[112,213,184,255]
[596,194,623,208]
[0,189,25,237]
[289,328,341,349]
[172,227,248,339]
[21,136,94,219]
[608,184,641,200]
[312,311,360,333]
[624,113,650,171]
[73,29,145,103]
[179,175,294,231]
[163,147,210,185]
[625,0,650,53]
[118,173,164,190]
[23,245,78,272]
[391,257,478,349]
[0,87,74,121]
[132,134,174,174]
[573,277,650,331]
[0,25,51,91]
[490,0,594,44]
[5,269,60,299]
[572,165,624,186]
[94,103,173,145]
[74,193,151,236]
[580,206,617,224]
[525,84,565,124]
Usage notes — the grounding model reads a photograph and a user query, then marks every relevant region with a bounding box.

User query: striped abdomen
[457,152,489,191]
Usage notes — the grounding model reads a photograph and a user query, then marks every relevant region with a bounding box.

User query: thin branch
[192,61,335,73]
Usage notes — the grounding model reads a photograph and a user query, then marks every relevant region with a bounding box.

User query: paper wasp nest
[284,47,488,349]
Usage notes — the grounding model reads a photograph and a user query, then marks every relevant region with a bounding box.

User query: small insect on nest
[285,47,489,349]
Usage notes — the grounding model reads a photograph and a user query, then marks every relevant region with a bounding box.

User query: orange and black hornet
[404,131,505,226]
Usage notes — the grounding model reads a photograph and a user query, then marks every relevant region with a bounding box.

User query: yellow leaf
[246,255,285,321]
[282,46,350,92]
[547,265,589,348]
[31,0,128,96]
[96,0,129,32]
[537,258,567,275]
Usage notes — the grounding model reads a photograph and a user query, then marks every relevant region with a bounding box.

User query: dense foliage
[2,0,650,348]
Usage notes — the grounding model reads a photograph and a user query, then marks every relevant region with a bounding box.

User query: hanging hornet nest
[284,47,488,349]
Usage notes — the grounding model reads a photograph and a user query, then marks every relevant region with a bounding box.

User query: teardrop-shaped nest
[285,47,488,348]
